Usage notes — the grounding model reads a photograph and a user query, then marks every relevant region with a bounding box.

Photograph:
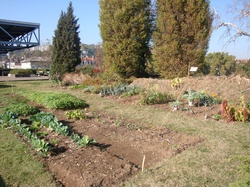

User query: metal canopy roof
[0,19,40,54]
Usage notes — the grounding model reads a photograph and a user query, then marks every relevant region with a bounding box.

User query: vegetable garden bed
[0,97,203,186]
[1,75,249,186]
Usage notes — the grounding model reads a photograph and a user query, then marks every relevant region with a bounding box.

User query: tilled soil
[35,108,204,187]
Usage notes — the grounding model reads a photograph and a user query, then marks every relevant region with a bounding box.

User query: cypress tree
[50,1,81,82]
[153,0,213,78]
[99,0,153,79]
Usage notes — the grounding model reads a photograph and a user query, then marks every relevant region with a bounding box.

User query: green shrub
[99,83,140,97]
[140,90,173,105]
[121,85,142,97]
[76,65,93,76]
[70,84,85,90]
[5,103,39,116]
[9,69,35,75]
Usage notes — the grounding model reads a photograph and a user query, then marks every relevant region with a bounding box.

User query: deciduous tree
[214,0,250,44]
[204,52,236,76]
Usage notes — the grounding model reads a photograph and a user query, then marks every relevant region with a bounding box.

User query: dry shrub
[82,77,105,87]
[61,72,90,86]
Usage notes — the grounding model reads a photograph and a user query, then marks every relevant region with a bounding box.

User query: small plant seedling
[50,139,59,146]
[70,133,96,147]
[170,100,183,111]
[65,110,85,120]
[212,114,222,121]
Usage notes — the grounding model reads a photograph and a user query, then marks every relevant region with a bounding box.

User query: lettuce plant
[70,133,96,147]
[65,110,85,120]
[4,103,39,116]
[20,92,89,109]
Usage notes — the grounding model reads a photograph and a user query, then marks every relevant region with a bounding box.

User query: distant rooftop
[0,19,40,54]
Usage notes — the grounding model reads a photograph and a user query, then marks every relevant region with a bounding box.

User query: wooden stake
[142,155,145,173]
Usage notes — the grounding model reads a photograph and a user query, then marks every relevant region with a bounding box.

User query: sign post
[189,67,198,76]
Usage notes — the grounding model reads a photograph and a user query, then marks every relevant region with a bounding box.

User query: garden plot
[1,75,250,186]
[30,107,203,186]
[0,96,204,187]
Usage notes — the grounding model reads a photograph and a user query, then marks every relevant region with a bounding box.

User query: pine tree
[153,0,213,78]
[99,0,153,79]
[50,2,81,82]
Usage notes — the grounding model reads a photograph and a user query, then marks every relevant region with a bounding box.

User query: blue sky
[0,0,249,59]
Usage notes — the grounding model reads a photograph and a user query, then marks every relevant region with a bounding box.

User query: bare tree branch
[213,0,250,44]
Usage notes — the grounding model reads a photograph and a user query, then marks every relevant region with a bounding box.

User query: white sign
[190,67,198,72]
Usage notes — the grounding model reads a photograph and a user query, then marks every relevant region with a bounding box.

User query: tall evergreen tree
[153,0,213,78]
[99,0,153,78]
[50,1,81,82]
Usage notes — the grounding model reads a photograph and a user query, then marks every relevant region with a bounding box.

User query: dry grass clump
[61,72,90,85]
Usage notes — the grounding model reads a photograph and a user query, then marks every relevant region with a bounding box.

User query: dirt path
[0,75,49,82]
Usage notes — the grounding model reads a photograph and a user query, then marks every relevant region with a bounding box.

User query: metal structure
[0,19,40,54]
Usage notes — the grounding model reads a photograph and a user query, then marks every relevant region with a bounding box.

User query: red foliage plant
[221,100,234,122]
[243,108,247,122]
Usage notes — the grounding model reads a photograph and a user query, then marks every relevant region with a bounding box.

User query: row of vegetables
[0,111,95,156]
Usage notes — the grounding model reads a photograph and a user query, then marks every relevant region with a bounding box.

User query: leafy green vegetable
[4,103,39,116]
[65,110,85,120]
[0,111,19,128]
[0,111,51,156]
[140,90,173,105]
[29,112,70,136]
[70,133,96,147]
[20,92,89,109]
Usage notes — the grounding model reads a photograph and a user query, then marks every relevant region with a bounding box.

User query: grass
[0,128,57,187]
[0,80,250,186]
[0,81,57,186]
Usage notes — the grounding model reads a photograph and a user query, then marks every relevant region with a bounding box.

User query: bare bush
[61,72,89,86]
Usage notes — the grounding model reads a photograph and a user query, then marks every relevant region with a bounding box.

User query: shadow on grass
[0,175,6,187]
[0,84,14,89]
